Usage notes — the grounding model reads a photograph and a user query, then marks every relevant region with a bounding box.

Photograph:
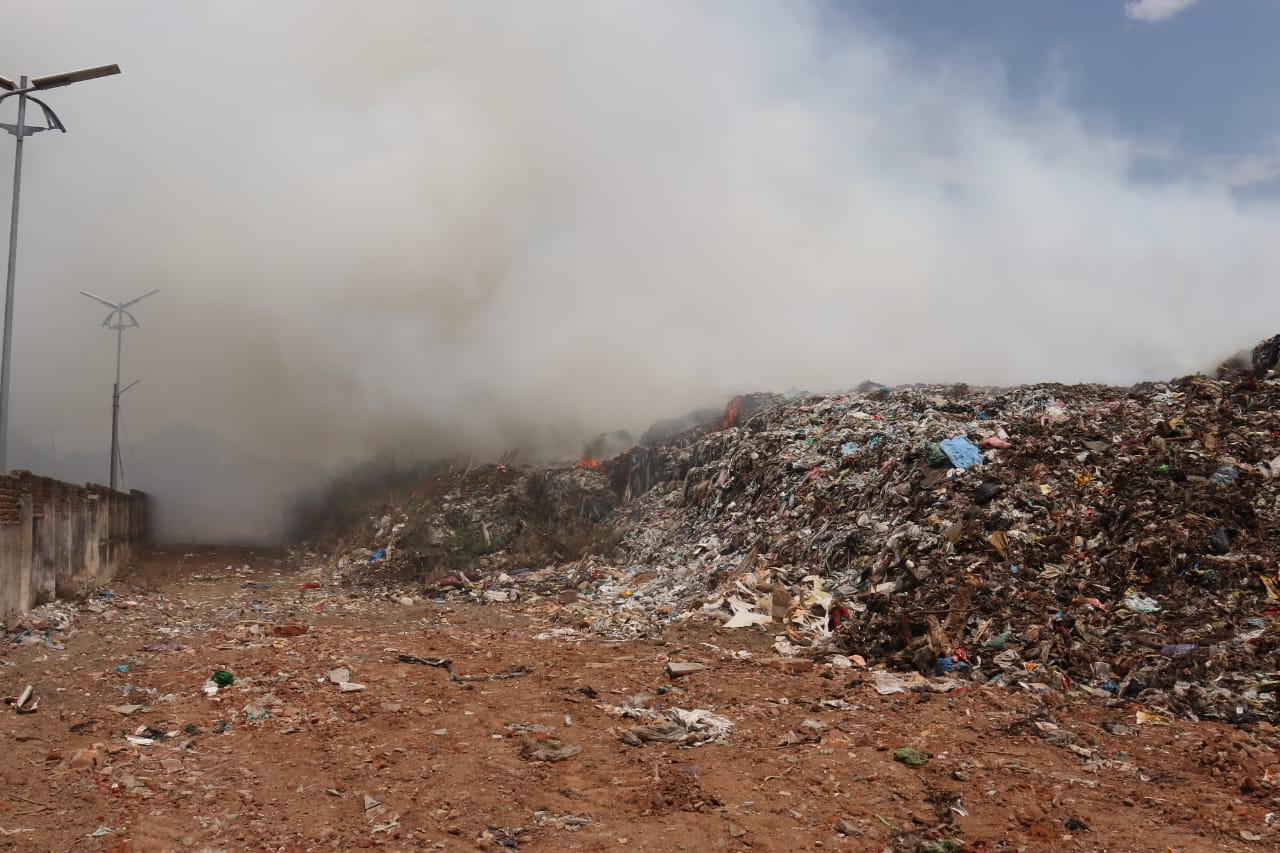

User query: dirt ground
[1,549,1277,852]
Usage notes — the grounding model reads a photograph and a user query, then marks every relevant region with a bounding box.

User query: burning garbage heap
[319,460,620,591]
[325,340,1280,724]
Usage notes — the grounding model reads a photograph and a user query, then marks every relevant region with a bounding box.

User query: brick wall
[0,471,148,614]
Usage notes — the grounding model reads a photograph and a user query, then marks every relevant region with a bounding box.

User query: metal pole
[110,324,122,490]
[110,382,119,490]
[81,288,154,491]
[0,77,27,473]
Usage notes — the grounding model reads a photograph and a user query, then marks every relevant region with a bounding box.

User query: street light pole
[81,289,156,491]
[0,64,121,473]
[111,317,122,491]
[0,77,29,476]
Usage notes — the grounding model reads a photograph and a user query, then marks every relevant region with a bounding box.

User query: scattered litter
[533,811,594,830]
[6,684,37,713]
[1136,710,1173,726]
[397,654,455,677]
[872,671,965,695]
[619,707,732,747]
[396,653,528,682]
[893,746,929,767]
[518,734,580,762]
[665,661,707,677]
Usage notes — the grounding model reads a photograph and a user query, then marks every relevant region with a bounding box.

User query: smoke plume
[3,1,1278,541]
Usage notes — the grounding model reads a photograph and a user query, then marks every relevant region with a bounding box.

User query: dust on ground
[1,548,1276,852]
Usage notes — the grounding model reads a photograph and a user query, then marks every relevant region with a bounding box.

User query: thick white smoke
[2,1,1277,540]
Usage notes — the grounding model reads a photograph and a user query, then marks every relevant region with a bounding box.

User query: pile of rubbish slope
[324,340,1280,724]
[315,460,620,589]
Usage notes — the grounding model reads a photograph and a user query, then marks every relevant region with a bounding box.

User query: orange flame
[577,455,603,470]
[720,395,743,429]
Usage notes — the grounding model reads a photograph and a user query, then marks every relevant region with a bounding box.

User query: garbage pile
[326,341,1280,724]
[612,371,1280,723]
[315,461,618,589]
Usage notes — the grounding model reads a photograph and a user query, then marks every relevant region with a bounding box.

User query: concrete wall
[0,471,147,614]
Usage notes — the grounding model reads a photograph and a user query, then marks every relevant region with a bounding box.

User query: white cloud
[1203,138,1280,187]
[1124,0,1200,23]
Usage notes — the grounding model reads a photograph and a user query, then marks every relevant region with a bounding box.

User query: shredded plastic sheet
[940,435,983,469]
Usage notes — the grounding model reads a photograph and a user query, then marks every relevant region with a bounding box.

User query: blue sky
[847,0,1280,189]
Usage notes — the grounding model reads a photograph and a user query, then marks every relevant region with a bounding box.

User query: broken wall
[0,471,147,614]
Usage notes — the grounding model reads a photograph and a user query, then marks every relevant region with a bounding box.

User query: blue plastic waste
[940,436,983,469]
[1210,465,1239,485]
[936,656,971,675]
[368,549,386,563]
